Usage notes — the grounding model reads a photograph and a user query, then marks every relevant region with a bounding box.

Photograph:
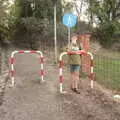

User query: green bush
[92,21,120,48]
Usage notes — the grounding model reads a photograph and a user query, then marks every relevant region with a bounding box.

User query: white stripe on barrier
[41,64,43,70]
[91,67,94,74]
[87,52,94,60]
[11,51,17,58]
[41,76,44,82]
[24,51,29,53]
[60,83,63,93]
[60,68,62,76]
[10,50,44,87]
[91,80,93,89]
[60,52,67,61]
[11,77,14,87]
[36,51,43,57]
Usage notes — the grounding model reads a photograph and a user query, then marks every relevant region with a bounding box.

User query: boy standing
[66,35,82,94]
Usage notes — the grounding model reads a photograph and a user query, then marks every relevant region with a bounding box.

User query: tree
[86,0,120,47]
[16,0,62,22]
[12,0,63,49]
[0,0,10,43]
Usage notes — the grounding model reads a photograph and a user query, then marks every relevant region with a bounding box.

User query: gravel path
[0,53,120,120]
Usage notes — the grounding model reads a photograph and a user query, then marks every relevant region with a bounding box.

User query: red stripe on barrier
[59,61,63,68]
[89,73,94,80]
[68,51,86,55]
[40,70,44,76]
[41,57,44,63]
[10,58,14,64]
[19,50,24,53]
[30,50,36,53]
[11,70,14,76]
[59,76,63,83]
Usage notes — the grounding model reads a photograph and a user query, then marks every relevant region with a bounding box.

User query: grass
[94,55,120,91]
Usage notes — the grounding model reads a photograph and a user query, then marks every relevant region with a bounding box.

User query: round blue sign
[62,13,77,28]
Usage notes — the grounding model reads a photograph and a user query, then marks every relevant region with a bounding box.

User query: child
[66,35,82,94]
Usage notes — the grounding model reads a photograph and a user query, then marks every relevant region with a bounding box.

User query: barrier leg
[40,56,44,83]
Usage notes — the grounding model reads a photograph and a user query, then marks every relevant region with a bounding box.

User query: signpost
[62,13,77,45]
[54,4,57,63]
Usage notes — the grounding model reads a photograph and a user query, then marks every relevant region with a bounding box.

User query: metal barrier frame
[59,50,94,93]
[9,50,44,87]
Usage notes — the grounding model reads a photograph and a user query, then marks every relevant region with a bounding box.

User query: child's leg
[69,72,73,88]
[69,65,75,89]
[74,71,79,89]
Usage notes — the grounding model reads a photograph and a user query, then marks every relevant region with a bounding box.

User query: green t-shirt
[68,42,81,65]
[69,54,81,65]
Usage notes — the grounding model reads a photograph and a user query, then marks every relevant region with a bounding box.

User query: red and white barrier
[59,50,94,93]
[9,50,44,87]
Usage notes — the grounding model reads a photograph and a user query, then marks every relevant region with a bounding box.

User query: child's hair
[71,33,78,38]
[70,34,78,43]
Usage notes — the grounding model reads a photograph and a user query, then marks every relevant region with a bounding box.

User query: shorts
[70,64,80,72]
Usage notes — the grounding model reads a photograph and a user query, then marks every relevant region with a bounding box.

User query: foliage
[0,0,21,43]
[17,0,62,21]
[0,0,63,48]
[12,0,63,49]
[14,17,51,49]
[0,0,8,25]
[87,0,120,48]
[87,0,120,47]
[92,21,120,47]
[0,0,9,43]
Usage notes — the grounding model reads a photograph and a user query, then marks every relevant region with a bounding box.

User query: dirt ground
[0,53,120,120]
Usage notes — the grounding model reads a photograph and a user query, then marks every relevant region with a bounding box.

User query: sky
[8,0,14,4]
[73,0,89,22]
[63,0,89,23]
[72,0,97,27]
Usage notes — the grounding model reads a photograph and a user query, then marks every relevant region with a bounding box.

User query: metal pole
[0,46,2,75]
[68,27,71,45]
[54,4,57,63]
